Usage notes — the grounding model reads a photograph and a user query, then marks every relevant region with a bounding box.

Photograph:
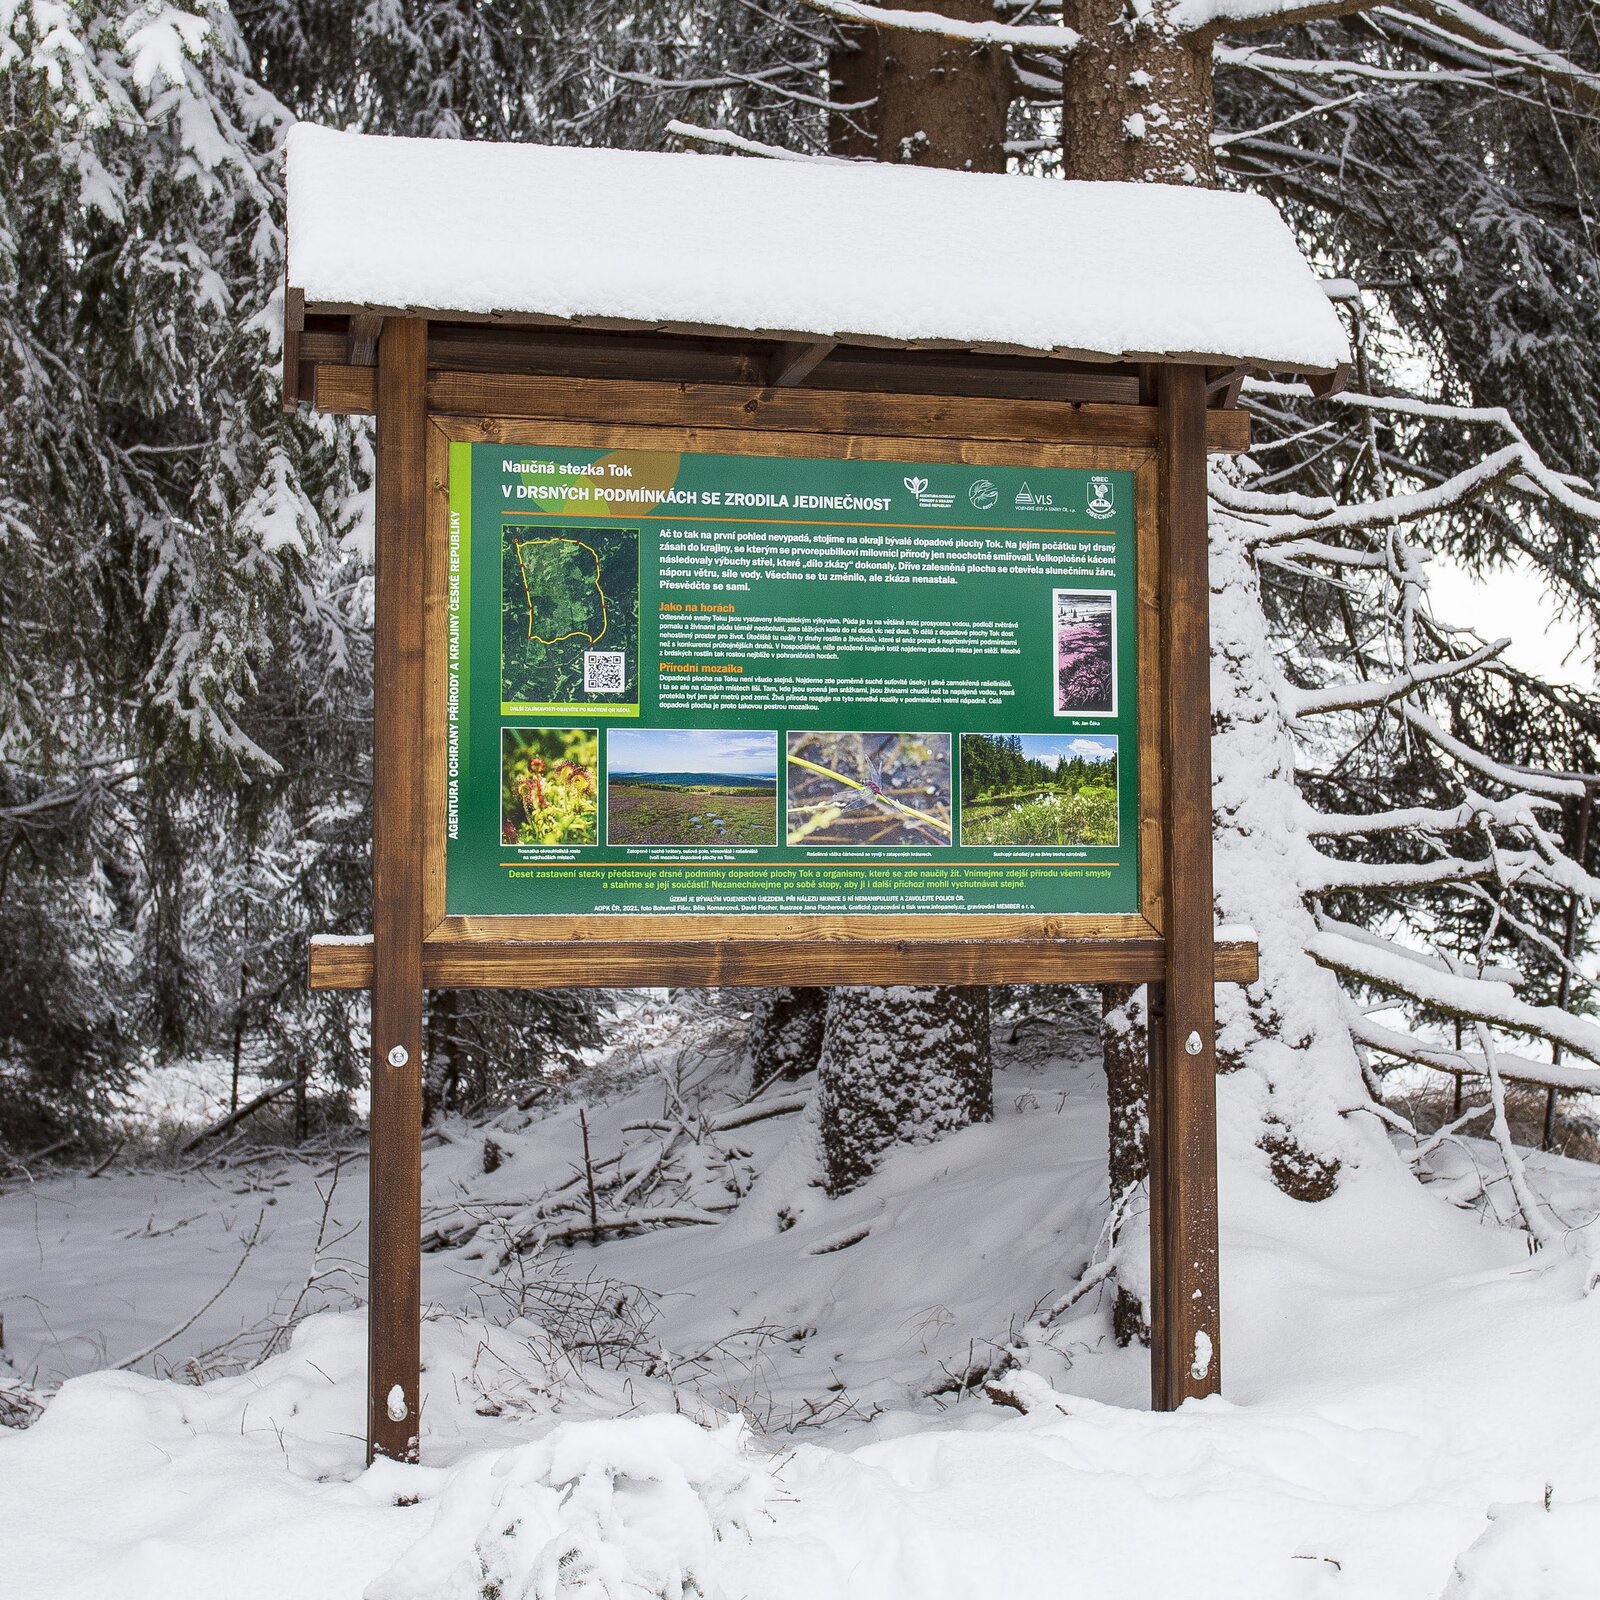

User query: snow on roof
[285,124,1351,372]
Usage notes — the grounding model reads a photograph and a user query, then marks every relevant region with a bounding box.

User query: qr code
[584,651,626,693]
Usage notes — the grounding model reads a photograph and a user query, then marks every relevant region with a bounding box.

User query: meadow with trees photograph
[960,733,1120,847]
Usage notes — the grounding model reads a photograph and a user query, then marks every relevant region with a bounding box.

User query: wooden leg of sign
[1149,364,1222,1410]
[1144,979,1171,1408]
[368,316,428,1464]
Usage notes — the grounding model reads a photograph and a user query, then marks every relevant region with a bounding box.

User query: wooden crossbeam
[304,364,1252,454]
[309,933,1260,991]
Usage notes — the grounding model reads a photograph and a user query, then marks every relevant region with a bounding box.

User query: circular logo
[968,479,999,511]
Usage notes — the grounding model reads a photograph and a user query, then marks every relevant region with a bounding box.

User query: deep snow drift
[5,999,1600,1598]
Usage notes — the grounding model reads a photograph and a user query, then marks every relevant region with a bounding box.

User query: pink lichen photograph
[1054,589,1116,717]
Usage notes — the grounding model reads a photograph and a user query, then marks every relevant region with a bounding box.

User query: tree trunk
[748,987,828,1085]
[829,0,1011,170]
[1059,0,1216,184]
[801,0,1013,1197]
[819,985,992,1195]
[1101,983,1151,1344]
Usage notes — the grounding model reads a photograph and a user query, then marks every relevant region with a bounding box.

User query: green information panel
[445,442,1139,917]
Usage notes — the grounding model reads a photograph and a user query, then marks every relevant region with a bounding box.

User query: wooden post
[368,316,428,1463]
[1149,363,1221,1409]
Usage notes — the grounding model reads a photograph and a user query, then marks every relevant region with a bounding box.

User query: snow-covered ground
[6,999,1600,1598]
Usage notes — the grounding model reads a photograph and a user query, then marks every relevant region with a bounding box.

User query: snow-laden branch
[1303,790,1558,838]
[1375,0,1600,108]
[794,0,1080,50]
[1352,1015,1600,1094]
[1288,638,1504,718]
[1216,42,1500,86]
[1398,703,1586,801]
[1245,382,1600,524]
[1176,0,1375,40]
[1476,1021,1564,1245]
[1247,445,1526,545]
[1309,926,1600,1065]
[1320,916,1521,985]
[666,121,842,162]
[1303,849,1505,896]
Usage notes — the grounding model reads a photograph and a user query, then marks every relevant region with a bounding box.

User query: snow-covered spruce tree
[3,2,666,1145]
[606,2,1600,1279]
[0,0,358,1139]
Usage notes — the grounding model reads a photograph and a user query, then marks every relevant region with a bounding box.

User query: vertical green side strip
[446,442,472,909]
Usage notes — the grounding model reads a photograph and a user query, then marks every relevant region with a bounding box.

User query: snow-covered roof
[285,124,1351,373]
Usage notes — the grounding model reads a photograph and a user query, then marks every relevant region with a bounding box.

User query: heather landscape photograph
[1054,589,1116,717]
[605,728,777,845]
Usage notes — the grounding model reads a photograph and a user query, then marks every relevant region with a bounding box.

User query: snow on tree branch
[1288,638,1505,718]
[667,120,843,161]
[1309,925,1600,1065]
[794,0,1080,51]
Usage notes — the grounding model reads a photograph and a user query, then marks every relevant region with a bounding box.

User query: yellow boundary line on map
[514,536,609,647]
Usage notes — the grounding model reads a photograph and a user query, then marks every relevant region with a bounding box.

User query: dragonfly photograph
[784,731,953,848]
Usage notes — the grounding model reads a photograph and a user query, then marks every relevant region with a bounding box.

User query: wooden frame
[314,376,1257,993]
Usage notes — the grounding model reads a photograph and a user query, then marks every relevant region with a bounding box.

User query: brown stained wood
[442,911,1159,943]
[1144,980,1171,1406]
[282,287,303,412]
[440,412,1153,478]
[347,312,384,366]
[292,294,1344,380]
[423,372,1250,453]
[417,324,1142,404]
[1134,458,1165,932]
[768,340,836,387]
[314,363,376,414]
[368,317,428,1465]
[308,931,1259,990]
[303,363,1248,453]
[1152,362,1222,1410]
[1205,367,1246,409]
[1306,362,1351,399]
[421,422,450,930]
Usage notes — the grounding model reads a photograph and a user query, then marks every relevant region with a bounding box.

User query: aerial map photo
[500,521,639,712]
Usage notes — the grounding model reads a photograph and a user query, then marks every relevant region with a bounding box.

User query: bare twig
[112,1213,264,1371]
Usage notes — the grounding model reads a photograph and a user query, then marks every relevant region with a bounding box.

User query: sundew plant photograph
[960,733,1120,847]
[500,726,599,846]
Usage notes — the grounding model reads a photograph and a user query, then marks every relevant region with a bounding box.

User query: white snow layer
[284,125,1352,371]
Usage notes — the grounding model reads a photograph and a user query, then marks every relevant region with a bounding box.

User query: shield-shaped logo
[1086,475,1115,520]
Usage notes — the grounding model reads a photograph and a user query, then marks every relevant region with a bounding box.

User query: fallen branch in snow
[111,1212,264,1371]
[503,1206,733,1257]
[86,1139,126,1179]
[254,1158,359,1366]
[180,1080,293,1154]
[0,1351,46,1429]
[667,121,836,162]
[1038,1258,1117,1325]
[1475,1023,1562,1247]
[1,1133,79,1174]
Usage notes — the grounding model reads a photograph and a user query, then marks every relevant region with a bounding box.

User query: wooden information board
[304,345,1248,1460]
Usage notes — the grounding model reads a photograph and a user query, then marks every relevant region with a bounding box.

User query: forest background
[3,0,1600,1283]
